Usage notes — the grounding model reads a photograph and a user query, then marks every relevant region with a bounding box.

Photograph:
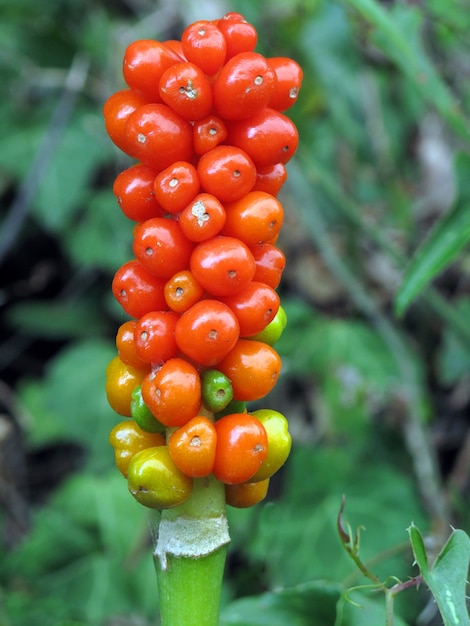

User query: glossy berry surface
[141,358,202,427]
[127,445,193,509]
[113,164,164,222]
[201,369,234,413]
[181,20,227,76]
[112,260,167,319]
[131,385,166,433]
[213,52,276,120]
[159,62,213,121]
[213,413,268,484]
[168,416,217,478]
[104,10,300,510]
[153,161,200,214]
[109,419,165,477]
[133,217,194,279]
[222,190,284,246]
[175,299,240,366]
[103,89,150,155]
[105,356,149,417]
[190,236,256,297]
[124,103,194,171]
[249,409,292,482]
[197,145,256,202]
[164,270,204,313]
[225,478,270,508]
[178,193,226,243]
[122,39,183,103]
[218,339,282,401]
[227,107,299,166]
[221,281,280,337]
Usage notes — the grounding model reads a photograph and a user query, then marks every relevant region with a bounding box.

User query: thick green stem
[153,475,229,626]
[155,546,227,626]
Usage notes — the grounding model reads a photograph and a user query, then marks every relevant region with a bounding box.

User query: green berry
[131,385,165,433]
[202,369,234,413]
[250,305,287,345]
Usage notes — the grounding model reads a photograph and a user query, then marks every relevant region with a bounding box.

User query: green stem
[384,589,395,626]
[155,546,227,626]
[153,475,229,626]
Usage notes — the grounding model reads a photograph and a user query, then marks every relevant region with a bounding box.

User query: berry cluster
[104,12,301,510]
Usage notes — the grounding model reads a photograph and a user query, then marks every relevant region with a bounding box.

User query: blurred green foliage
[1,0,470,624]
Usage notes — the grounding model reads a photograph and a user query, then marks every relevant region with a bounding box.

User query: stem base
[155,545,227,626]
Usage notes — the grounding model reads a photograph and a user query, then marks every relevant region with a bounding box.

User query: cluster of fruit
[103,12,301,510]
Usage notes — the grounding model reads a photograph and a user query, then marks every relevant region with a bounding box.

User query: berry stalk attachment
[104,11,301,626]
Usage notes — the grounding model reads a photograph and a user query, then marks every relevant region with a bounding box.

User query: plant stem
[153,474,229,626]
[384,589,395,626]
[155,546,227,626]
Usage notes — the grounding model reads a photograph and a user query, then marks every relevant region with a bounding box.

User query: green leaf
[18,339,117,471]
[6,298,108,339]
[436,297,470,384]
[280,300,401,386]
[343,0,470,142]
[408,524,429,573]
[64,189,133,271]
[0,472,158,624]
[221,581,411,626]
[409,525,470,626]
[246,446,427,589]
[0,109,112,234]
[277,298,426,433]
[395,153,470,316]
[221,581,341,626]
[299,3,367,148]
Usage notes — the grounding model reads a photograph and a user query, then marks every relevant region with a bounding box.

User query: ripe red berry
[103,89,150,155]
[113,164,165,222]
[122,39,182,102]
[159,62,213,121]
[190,236,256,297]
[197,145,256,202]
[181,21,227,76]
[213,52,276,120]
[125,104,193,171]
[112,260,167,319]
[227,108,299,166]
[133,218,194,280]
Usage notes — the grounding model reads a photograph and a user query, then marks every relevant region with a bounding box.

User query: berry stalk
[154,474,228,626]
[104,11,301,625]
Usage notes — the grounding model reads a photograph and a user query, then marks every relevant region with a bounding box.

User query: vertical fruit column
[103,11,302,626]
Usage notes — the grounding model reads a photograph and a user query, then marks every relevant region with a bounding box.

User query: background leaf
[18,339,118,471]
[239,445,426,590]
[0,473,159,625]
[436,297,470,384]
[2,1,470,624]
[343,0,470,142]
[6,298,108,339]
[221,581,341,626]
[0,110,112,234]
[64,189,133,272]
[395,153,470,315]
[339,590,411,626]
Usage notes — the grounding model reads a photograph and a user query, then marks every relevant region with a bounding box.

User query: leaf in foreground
[408,524,470,626]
